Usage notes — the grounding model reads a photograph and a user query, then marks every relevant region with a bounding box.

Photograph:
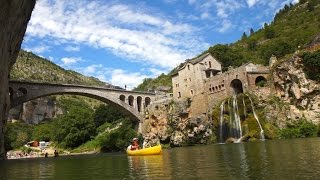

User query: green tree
[241,32,247,40]
[302,50,320,81]
[5,121,34,150]
[94,104,126,127]
[250,28,254,35]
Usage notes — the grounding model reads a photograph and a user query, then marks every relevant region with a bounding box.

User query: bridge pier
[0,0,35,160]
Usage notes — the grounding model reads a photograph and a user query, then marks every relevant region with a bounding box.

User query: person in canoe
[127,138,140,151]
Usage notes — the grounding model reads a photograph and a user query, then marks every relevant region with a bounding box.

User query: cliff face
[9,98,63,124]
[270,54,320,126]
[142,99,214,147]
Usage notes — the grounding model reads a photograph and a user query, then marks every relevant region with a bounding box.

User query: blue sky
[22,0,299,89]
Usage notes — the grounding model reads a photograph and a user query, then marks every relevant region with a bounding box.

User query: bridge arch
[9,82,155,122]
[230,79,243,95]
[145,97,151,107]
[137,96,142,112]
[17,87,27,97]
[119,94,125,101]
[128,95,134,106]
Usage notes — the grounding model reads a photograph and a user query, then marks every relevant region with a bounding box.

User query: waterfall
[233,95,243,142]
[242,97,246,120]
[247,96,265,140]
[219,100,225,143]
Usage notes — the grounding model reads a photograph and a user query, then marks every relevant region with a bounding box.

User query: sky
[22,0,299,90]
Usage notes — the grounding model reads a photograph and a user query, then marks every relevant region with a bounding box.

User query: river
[1,138,320,179]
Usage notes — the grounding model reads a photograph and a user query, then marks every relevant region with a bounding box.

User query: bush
[302,50,320,81]
[97,118,137,152]
[280,119,317,139]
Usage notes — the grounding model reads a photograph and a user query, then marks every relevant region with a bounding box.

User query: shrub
[280,119,317,139]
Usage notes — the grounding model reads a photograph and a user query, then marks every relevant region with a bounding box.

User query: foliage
[208,44,246,71]
[5,121,34,150]
[53,98,96,148]
[279,119,317,139]
[301,50,320,81]
[32,121,55,142]
[96,118,137,152]
[10,50,106,86]
[94,104,126,127]
[133,73,172,91]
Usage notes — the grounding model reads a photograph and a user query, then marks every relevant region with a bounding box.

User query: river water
[1,138,320,179]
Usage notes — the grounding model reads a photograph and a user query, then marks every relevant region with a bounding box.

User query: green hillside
[135,0,320,90]
[10,50,107,86]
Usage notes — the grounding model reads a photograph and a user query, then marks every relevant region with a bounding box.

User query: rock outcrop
[0,0,35,160]
[141,99,214,147]
[270,54,320,126]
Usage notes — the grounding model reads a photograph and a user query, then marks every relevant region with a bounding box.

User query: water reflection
[2,138,320,179]
[127,155,165,179]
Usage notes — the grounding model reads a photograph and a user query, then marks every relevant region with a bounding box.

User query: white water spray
[219,101,225,143]
[247,95,265,140]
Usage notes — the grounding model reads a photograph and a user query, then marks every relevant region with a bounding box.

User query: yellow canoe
[127,145,162,156]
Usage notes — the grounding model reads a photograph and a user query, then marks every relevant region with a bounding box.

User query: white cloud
[247,0,259,7]
[26,0,207,69]
[218,20,232,33]
[25,44,50,54]
[64,45,80,52]
[61,57,82,65]
[110,69,148,90]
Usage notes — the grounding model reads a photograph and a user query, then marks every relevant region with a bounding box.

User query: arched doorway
[255,76,267,87]
[230,79,243,95]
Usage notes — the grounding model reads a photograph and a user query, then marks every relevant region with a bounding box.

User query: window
[209,61,212,68]
[188,65,190,70]
[190,90,194,95]
[178,92,181,98]
[189,78,191,81]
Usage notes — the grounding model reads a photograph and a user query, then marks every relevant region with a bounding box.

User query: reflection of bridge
[9,81,155,122]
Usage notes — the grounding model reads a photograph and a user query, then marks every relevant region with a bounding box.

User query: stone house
[171,53,222,100]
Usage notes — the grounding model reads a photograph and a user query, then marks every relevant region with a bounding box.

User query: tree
[250,28,254,35]
[53,106,96,148]
[264,26,275,39]
[241,32,247,40]
[94,104,126,127]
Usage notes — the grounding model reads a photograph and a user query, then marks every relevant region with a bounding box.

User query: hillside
[135,0,320,90]
[10,50,109,87]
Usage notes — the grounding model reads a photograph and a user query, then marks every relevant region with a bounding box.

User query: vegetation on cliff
[301,50,320,81]
[10,50,107,86]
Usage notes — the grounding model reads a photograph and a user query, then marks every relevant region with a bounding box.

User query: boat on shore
[126,145,162,156]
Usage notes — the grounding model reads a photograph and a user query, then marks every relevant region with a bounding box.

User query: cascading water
[247,95,265,140]
[218,94,265,143]
[233,95,243,142]
[219,100,225,143]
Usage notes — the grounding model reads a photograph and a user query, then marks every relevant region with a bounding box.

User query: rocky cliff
[269,52,320,126]
[142,99,214,147]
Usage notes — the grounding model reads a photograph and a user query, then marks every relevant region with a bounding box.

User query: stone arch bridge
[9,81,155,122]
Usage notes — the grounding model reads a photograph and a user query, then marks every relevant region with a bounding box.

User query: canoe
[127,145,162,156]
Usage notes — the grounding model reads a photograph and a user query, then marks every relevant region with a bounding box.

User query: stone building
[171,53,222,100]
[172,53,269,111]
